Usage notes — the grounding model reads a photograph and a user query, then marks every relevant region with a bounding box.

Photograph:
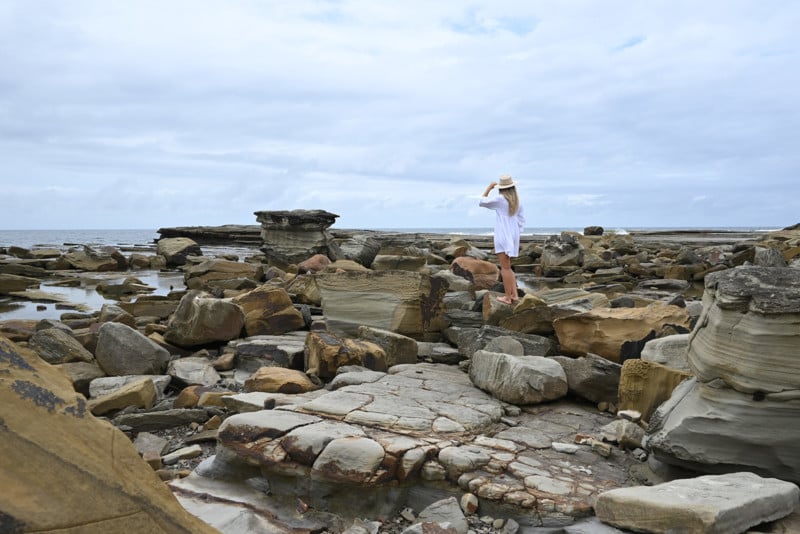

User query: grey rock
[156,237,201,267]
[255,209,340,267]
[95,322,170,376]
[357,325,419,367]
[56,361,106,396]
[29,327,94,364]
[551,354,621,405]
[641,333,690,372]
[337,233,381,268]
[469,350,568,405]
[168,356,221,386]
[113,409,209,431]
[415,497,468,534]
[449,325,554,359]
[89,375,171,399]
[311,436,385,483]
[595,472,800,534]
[229,333,307,372]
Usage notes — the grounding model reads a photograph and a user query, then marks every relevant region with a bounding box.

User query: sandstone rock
[89,375,172,400]
[156,237,202,267]
[87,377,157,415]
[553,302,691,362]
[255,209,341,268]
[96,277,155,299]
[28,326,94,364]
[640,333,690,372]
[184,258,260,290]
[229,333,308,372]
[551,354,621,405]
[97,303,137,327]
[337,233,382,267]
[95,322,170,376]
[304,330,387,379]
[167,356,221,387]
[64,245,122,271]
[541,233,585,273]
[595,472,799,534]
[0,335,216,533]
[434,271,473,292]
[357,325,419,367]
[244,366,321,394]
[618,359,691,422]
[312,436,386,484]
[0,273,39,294]
[315,270,449,337]
[688,267,800,394]
[469,350,568,405]
[164,290,245,347]
[450,257,499,291]
[371,254,426,271]
[232,285,305,336]
[0,319,46,341]
[286,274,322,305]
[298,253,331,273]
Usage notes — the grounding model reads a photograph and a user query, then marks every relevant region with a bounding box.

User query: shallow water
[0,270,186,321]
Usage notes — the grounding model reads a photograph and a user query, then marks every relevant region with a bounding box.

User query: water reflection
[0,270,186,321]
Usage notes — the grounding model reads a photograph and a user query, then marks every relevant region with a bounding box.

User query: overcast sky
[1,1,797,231]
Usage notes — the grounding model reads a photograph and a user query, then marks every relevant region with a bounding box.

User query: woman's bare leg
[497,252,518,304]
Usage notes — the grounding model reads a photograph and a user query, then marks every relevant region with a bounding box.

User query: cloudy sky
[1,1,797,231]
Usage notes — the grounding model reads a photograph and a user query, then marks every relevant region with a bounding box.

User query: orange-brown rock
[617,359,692,421]
[244,366,321,394]
[304,331,387,379]
[553,302,691,362]
[232,285,305,336]
[450,257,499,291]
[0,335,217,533]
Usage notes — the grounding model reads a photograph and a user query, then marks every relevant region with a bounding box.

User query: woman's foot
[497,296,515,305]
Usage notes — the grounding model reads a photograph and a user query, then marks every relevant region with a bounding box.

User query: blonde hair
[500,187,520,216]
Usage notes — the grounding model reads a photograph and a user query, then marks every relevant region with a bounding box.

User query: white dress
[479,195,525,257]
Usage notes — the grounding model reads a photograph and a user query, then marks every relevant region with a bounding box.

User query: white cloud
[0,1,798,230]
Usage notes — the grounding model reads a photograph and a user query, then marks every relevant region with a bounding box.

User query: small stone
[480,516,494,525]
[590,439,612,458]
[551,442,580,454]
[492,518,505,529]
[162,445,203,466]
[617,409,642,422]
[400,508,416,522]
[502,518,519,534]
[460,493,479,515]
[597,401,609,412]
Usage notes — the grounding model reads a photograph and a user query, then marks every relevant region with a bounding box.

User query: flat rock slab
[595,472,800,534]
[211,363,641,521]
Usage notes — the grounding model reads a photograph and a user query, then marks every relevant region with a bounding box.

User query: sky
[0,1,798,231]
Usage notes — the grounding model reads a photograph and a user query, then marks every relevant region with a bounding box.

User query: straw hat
[497,174,517,189]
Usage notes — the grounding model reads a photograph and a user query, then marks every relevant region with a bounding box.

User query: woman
[479,174,525,304]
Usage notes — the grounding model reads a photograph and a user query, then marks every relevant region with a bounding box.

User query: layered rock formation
[646,266,800,481]
[255,209,341,268]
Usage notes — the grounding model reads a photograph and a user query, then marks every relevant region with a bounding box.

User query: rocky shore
[2,213,800,533]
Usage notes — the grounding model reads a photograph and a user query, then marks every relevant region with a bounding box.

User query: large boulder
[596,472,799,534]
[232,286,305,336]
[255,209,341,268]
[184,258,261,290]
[450,257,499,291]
[551,354,621,405]
[164,290,245,347]
[357,325,418,367]
[553,302,691,362]
[618,359,692,422]
[95,322,170,376]
[0,335,217,533]
[469,350,568,405]
[337,233,381,268]
[315,270,449,338]
[64,245,122,272]
[304,330,387,379]
[645,267,800,482]
[156,237,202,267]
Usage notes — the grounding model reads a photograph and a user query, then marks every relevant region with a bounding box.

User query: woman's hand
[483,181,497,197]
